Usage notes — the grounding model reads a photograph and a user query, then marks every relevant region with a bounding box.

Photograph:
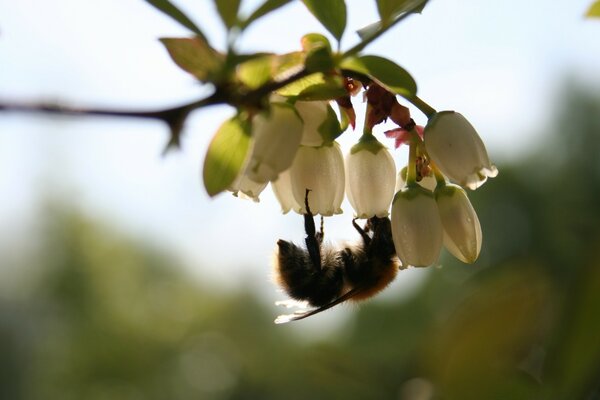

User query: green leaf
[145,0,207,41]
[277,73,344,100]
[236,55,274,89]
[587,0,600,17]
[203,117,251,197]
[301,0,347,42]
[376,0,428,22]
[241,0,294,30]
[160,37,224,82]
[318,105,343,142]
[340,55,417,97]
[214,0,242,29]
[357,0,428,40]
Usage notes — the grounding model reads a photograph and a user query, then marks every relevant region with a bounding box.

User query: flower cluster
[228,82,496,268]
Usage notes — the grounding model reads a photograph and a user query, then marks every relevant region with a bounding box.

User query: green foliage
[202,116,251,197]
[144,0,207,41]
[159,37,224,83]
[301,0,347,42]
[587,0,600,17]
[213,0,241,29]
[376,0,429,23]
[341,55,417,97]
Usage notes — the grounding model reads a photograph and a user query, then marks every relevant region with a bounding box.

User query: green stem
[406,134,418,187]
[407,96,436,118]
[430,162,447,190]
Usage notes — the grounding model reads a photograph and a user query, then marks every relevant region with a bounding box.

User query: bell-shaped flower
[395,166,437,193]
[294,101,329,147]
[229,172,268,202]
[435,184,482,263]
[271,169,302,214]
[246,102,303,183]
[345,136,396,218]
[391,186,443,268]
[423,111,498,190]
[288,142,345,216]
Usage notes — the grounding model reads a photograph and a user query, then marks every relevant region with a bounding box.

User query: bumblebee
[273,191,400,323]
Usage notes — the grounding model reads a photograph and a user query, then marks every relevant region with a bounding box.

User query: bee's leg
[303,189,322,270]
[352,218,372,246]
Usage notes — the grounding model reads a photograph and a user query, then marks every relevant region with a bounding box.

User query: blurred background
[1,0,599,399]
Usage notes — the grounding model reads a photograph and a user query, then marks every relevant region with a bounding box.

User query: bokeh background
[1,0,600,398]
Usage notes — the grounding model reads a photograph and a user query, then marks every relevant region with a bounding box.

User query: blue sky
[0,0,599,329]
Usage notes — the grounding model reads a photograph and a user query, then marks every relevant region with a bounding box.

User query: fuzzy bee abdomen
[274,240,345,307]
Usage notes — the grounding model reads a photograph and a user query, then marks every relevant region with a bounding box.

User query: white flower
[288,142,345,216]
[435,184,482,263]
[395,166,437,193]
[345,137,396,218]
[424,111,498,190]
[271,169,301,214]
[246,102,303,183]
[294,101,329,147]
[391,186,443,267]
[229,173,268,202]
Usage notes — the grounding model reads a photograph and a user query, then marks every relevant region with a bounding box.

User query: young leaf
[203,117,251,197]
[145,0,207,41]
[277,73,344,100]
[587,0,600,17]
[340,55,417,97]
[160,37,224,82]
[376,0,429,22]
[241,0,294,30]
[357,0,428,40]
[237,55,274,89]
[214,0,242,29]
[301,0,347,42]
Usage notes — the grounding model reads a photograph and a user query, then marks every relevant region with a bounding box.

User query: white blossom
[271,169,302,214]
[289,142,345,216]
[391,186,443,267]
[246,102,303,183]
[229,173,268,202]
[294,101,329,147]
[435,184,482,263]
[424,111,498,190]
[345,138,396,218]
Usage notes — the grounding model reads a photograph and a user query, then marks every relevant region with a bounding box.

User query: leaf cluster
[145,0,429,196]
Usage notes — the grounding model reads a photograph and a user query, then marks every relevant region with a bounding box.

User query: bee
[273,190,400,323]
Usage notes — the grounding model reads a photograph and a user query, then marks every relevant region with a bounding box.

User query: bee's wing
[274,287,364,324]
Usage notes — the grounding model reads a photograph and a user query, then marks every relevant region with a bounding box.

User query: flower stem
[406,134,418,187]
[408,96,436,119]
[430,162,447,189]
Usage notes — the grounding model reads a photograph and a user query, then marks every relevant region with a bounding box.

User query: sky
[0,0,599,328]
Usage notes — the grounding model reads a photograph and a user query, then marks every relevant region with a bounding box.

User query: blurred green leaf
[358,0,428,40]
[376,0,428,21]
[277,73,344,100]
[546,253,600,399]
[241,0,294,30]
[340,55,417,97]
[145,0,207,41]
[305,47,335,73]
[159,37,224,82]
[214,0,241,29]
[301,0,347,42]
[236,55,274,89]
[587,0,600,17]
[203,117,251,197]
